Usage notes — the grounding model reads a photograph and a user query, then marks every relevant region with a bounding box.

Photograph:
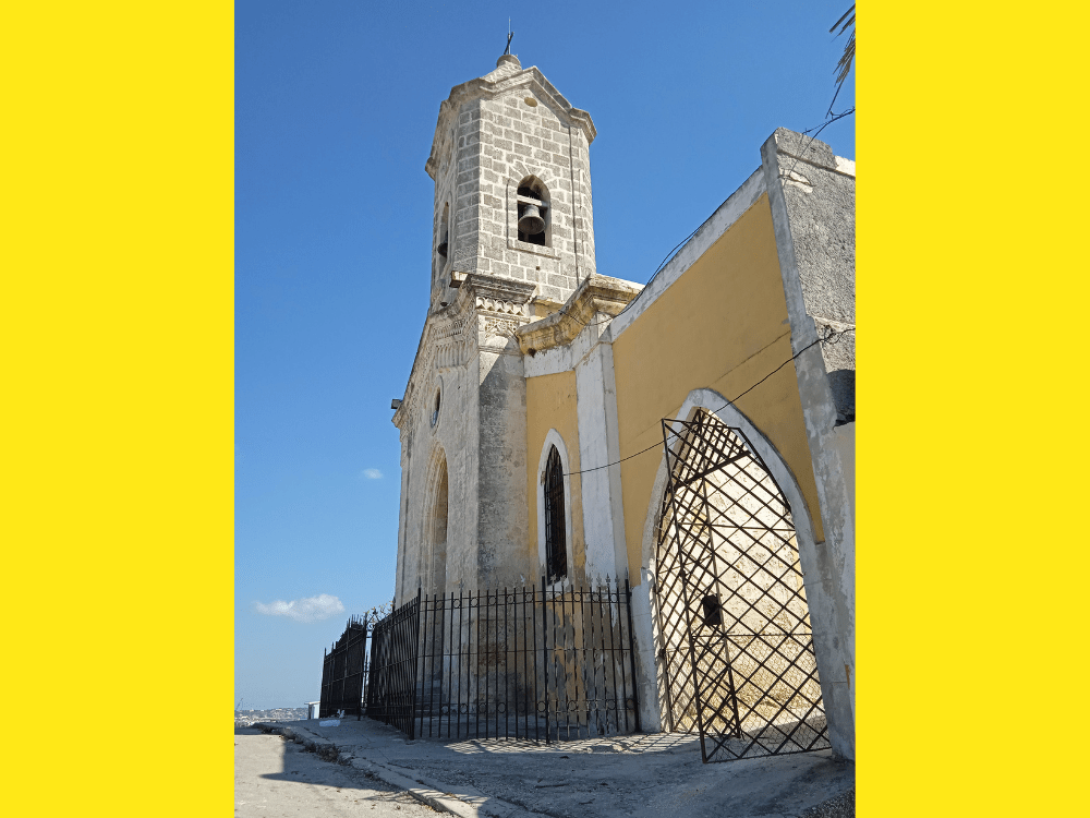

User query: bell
[518,204,546,235]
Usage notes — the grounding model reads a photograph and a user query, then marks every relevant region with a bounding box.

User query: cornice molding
[460,271,537,311]
[516,274,642,355]
[426,65,596,179]
[393,271,538,429]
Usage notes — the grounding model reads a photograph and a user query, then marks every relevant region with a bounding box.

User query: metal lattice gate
[653,410,830,762]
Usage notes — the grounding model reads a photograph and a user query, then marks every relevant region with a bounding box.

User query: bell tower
[393,54,600,601]
[424,53,598,312]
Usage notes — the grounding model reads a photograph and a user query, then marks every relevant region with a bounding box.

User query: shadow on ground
[254,717,854,818]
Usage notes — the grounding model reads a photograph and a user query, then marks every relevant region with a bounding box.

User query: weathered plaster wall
[574,341,628,581]
[611,193,824,579]
[394,329,481,603]
[831,421,855,523]
[525,370,585,581]
[760,128,856,758]
[763,129,856,421]
[475,343,529,588]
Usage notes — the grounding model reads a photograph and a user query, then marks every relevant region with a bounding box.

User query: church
[386,53,855,760]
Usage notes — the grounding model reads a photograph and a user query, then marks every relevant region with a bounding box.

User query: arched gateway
[652,409,830,762]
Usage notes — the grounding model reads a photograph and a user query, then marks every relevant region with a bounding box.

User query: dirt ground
[235,725,439,817]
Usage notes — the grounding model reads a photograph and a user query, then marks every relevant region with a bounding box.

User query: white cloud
[361,468,382,479]
[254,594,345,623]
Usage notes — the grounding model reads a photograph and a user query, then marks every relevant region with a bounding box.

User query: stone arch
[507,160,560,194]
[515,174,551,247]
[632,388,820,733]
[640,390,818,576]
[506,165,561,252]
[423,445,449,595]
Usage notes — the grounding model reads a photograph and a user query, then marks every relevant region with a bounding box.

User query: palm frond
[830,6,855,88]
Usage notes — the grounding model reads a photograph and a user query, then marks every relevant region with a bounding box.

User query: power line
[562,325,852,478]
[782,107,855,192]
[551,109,854,334]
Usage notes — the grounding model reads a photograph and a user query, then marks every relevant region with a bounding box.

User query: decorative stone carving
[484,316,520,338]
[516,273,642,355]
[476,298,527,317]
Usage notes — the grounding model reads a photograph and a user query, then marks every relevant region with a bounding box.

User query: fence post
[408,587,422,740]
[359,614,368,720]
[541,574,550,744]
[320,647,327,718]
[624,574,641,733]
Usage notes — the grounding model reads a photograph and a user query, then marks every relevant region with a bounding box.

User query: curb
[255,722,535,818]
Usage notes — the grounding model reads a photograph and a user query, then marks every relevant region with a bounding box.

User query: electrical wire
[562,325,853,478]
[549,108,855,333]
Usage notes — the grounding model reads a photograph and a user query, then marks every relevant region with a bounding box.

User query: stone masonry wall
[767,129,855,421]
[440,57,596,308]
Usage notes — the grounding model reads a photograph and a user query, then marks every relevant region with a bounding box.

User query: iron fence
[319,614,370,718]
[366,576,640,742]
[364,595,421,735]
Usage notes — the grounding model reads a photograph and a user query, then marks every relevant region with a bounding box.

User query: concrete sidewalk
[255,717,853,818]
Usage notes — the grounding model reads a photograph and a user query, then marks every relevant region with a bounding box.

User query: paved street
[252,718,854,818]
[235,725,438,817]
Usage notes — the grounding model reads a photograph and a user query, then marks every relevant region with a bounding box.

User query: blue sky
[235,0,855,710]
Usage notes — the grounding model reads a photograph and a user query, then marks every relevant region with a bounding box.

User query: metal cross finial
[504,20,514,55]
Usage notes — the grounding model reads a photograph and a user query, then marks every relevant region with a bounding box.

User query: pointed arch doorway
[652,409,830,762]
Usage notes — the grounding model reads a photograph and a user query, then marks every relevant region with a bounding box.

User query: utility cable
[562,325,852,479]
[549,108,854,334]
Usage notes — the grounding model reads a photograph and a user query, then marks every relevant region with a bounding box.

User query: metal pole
[623,575,641,733]
[542,575,550,744]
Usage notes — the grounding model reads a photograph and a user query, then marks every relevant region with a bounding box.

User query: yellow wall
[525,371,586,576]
[612,193,825,580]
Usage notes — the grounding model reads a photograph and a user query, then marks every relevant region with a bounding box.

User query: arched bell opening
[516,176,549,247]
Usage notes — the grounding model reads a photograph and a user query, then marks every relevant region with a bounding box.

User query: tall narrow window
[437,202,449,258]
[429,457,448,594]
[543,445,567,582]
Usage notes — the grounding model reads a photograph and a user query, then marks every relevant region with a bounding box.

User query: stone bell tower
[425,53,598,310]
[392,54,599,603]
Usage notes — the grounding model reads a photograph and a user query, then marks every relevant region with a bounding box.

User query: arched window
[428,455,448,594]
[543,445,567,582]
[437,202,450,259]
[516,176,549,247]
